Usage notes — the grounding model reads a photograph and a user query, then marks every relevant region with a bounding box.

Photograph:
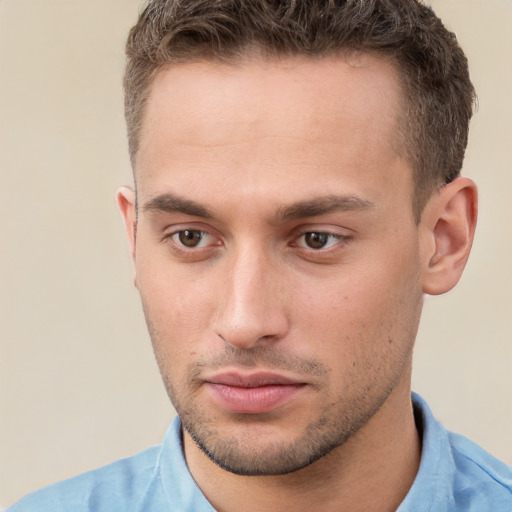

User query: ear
[116,186,137,264]
[420,177,478,296]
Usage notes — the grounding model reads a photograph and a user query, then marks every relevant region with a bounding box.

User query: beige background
[1,0,511,507]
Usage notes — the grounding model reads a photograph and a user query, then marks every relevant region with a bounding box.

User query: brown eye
[304,232,329,249]
[177,230,204,247]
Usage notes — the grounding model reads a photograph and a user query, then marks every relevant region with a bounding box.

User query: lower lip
[206,383,306,414]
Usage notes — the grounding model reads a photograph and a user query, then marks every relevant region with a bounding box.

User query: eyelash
[162,228,352,258]
[292,231,351,253]
[163,228,220,256]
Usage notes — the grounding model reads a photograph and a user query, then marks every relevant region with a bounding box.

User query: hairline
[130,49,429,223]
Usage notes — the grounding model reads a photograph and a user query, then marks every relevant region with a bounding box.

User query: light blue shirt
[7,394,512,511]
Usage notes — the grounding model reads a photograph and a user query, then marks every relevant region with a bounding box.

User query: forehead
[141,54,402,144]
[136,54,410,211]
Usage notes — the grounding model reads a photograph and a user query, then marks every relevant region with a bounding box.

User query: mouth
[204,371,307,414]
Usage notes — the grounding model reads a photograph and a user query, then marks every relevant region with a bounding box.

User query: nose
[213,246,289,350]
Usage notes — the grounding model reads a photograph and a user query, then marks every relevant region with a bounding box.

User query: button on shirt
[7,394,512,511]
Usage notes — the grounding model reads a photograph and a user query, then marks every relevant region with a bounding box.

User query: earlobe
[116,186,137,265]
[421,177,478,296]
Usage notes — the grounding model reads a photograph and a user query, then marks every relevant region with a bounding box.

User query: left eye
[297,232,343,250]
[171,230,212,248]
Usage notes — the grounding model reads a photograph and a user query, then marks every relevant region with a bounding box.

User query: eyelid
[170,229,214,248]
[162,221,219,239]
[162,223,223,254]
[296,233,349,248]
[290,226,353,253]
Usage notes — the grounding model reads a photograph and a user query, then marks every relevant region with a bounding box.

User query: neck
[183,380,421,512]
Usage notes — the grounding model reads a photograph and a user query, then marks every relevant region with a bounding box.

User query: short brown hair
[124,0,475,218]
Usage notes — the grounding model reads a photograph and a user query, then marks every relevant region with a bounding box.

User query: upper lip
[204,371,305,388]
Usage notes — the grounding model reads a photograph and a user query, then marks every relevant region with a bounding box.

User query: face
[124,55,426,476]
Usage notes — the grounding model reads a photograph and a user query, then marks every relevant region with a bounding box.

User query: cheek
[291,255,422,361]
[136,260,218,366]
[136,245,213,319]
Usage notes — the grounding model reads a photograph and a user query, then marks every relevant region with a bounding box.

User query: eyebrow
[141,192,214,218]
[276,194,375,221]
[140,192,374,222]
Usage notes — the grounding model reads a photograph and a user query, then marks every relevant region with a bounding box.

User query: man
[8,0,512,511]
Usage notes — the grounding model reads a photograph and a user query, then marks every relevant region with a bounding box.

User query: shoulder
[448,431,512,506]
[6,417,211,512]
[6,445,161,512]
[404,393,512,511]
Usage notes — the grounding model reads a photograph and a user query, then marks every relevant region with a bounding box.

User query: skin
[118,54,477,512]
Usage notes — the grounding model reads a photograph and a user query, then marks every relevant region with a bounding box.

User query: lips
[204,372,306,414]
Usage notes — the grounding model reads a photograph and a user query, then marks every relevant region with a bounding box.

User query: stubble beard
[178,395,388,476]
[144,304,415,477]
[160,355,401,477]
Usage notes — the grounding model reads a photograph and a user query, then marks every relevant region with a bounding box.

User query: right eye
[170,230,216,249]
